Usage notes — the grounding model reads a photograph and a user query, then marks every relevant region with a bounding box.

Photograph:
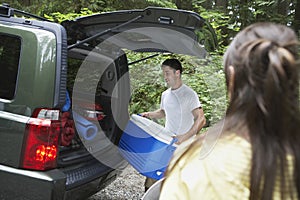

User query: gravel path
[87,165,146,200]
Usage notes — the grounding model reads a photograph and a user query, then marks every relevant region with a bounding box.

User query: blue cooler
[119,114,177,180]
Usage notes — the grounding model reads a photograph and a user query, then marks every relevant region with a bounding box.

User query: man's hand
[174,134,188,145]
[140,112,151,118]
[174,108,206,145]
[140,109,165,119]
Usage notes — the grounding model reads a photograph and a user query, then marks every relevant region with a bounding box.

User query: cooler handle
[167,137,177,151]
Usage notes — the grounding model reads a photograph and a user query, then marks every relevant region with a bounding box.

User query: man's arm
[175,108,206,145]
[140,109,165,119]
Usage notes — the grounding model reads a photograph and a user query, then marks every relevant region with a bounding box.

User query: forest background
[3,0,300,129]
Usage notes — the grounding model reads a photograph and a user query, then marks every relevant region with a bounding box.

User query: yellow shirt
[159,133,297,200]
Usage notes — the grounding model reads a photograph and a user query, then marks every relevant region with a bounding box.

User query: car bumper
[0,163,121,200]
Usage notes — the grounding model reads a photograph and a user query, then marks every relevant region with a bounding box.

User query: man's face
[162,65,180,88]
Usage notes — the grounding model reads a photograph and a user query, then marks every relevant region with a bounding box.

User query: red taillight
[35,145,57,161]
[21,108,61,171]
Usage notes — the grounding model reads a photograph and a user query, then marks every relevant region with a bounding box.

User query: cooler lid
[131,114,177,146]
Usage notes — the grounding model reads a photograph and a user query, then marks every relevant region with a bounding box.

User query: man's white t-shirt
[160,84,201,135]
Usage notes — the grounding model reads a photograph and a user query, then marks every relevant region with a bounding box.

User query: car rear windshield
[0,34,21,100]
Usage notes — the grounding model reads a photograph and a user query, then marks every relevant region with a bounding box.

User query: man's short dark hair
[162,58,183,74]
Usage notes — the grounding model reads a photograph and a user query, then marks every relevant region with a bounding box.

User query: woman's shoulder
[171,132,251,172]
[162,133,252,200]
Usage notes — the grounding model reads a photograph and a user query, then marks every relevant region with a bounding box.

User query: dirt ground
[87,165,146,200]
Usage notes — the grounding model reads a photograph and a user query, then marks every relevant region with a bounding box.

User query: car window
[0,34,21,100]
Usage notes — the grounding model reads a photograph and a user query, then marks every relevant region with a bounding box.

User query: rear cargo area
[56,47,130,189]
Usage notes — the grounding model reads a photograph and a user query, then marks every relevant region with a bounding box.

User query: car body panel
[2,24,56,108]
[0,23,57,168]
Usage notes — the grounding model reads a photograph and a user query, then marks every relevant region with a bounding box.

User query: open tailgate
[62,7,215,57]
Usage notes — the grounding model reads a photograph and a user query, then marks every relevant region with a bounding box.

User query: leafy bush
[127,52,227,127]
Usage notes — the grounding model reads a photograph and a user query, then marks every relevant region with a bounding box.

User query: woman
[159,22,300,200]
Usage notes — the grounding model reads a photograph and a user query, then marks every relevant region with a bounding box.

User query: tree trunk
[21,0,31,6]
[215,0,227,8]
[175,0,193,10]
[277,0,289,16]
[293,0,300,36]
[239,0,250,29]
[201,0,213,9]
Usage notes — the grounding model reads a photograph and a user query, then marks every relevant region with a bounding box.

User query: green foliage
[127,52,227,127]
[146,0,176,8]
[128,53,167,114]
[105,0,176,10]
[193,0,296,50]
[180,54,227,125]
[193,4,241,51]
[251,0,293,24]
[44,8,96,23]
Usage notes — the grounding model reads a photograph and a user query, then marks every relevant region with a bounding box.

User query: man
[141,58,206,191]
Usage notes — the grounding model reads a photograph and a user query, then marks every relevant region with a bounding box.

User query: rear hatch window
[0,34,21,100]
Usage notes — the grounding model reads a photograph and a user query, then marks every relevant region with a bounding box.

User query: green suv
[0,4,215,200]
